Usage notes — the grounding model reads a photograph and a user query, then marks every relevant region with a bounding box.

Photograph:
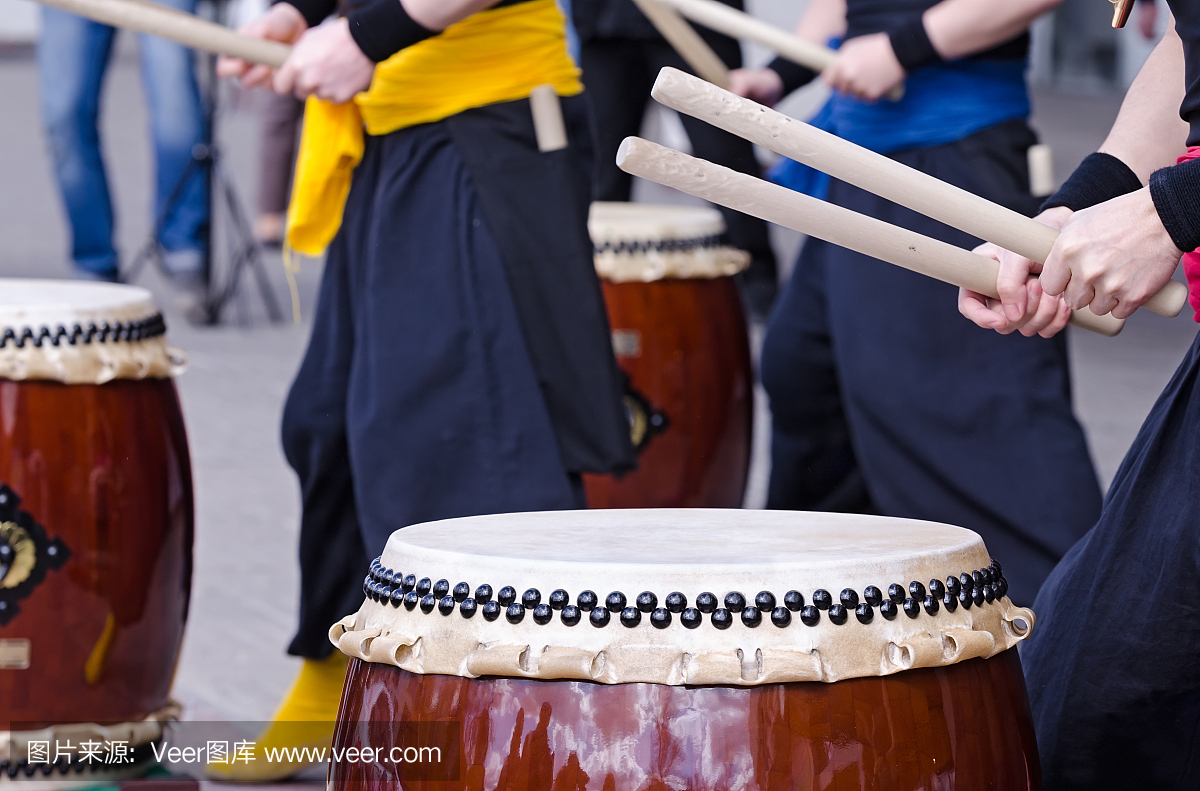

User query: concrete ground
[0,25,1196,786]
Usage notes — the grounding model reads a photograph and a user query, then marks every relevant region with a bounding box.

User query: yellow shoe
[206,652,348,782]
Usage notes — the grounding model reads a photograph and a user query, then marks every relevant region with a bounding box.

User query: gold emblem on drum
[0,522,35,589]
[622,386,669,452]
[0,484,71,627]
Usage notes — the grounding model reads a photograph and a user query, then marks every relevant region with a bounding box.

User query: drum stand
[124,0,284,325]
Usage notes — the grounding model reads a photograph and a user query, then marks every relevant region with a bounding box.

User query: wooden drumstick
[616,136,1124,336]
[1027,144,1055,199]
[30,0,290,67]
[530,85,568,152]
[654,0,903,101]
[650,67,1189,319]
[629,0,731,88]
[658,0,835,70]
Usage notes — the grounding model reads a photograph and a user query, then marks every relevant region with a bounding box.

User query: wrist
[766,56,816,97]
[887,14,941,74]
[346,0,436,64]
[1041,152,1143,213]
[1150,160,1200,253]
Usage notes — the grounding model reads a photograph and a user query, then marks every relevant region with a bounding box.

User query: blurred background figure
[36,0,208,285]
[1137,0,1158,40]
[572,0,780,319]
[254,92,302,247]
[732,0,1102,605]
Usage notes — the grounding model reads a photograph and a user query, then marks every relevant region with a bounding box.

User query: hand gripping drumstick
[629,0,731,88]
[653,0,903,101]
[616,136,1124,336]
[650,67,1189,319]
[30,0,289,66]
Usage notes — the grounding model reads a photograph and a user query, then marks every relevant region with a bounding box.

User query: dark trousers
[281,113,591,658]
[761,121,1102,605]
[579,36,778,298]
[1023,328,1200,790]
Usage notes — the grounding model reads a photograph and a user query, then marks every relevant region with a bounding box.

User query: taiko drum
[583,203,752,508]
[0,280,193,736]
[327,509,1041,790]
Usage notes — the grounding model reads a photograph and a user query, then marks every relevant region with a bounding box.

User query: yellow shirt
[286,0,583,254]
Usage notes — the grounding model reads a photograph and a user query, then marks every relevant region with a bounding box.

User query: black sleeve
[274,0,335,30]
[766,56,816,97]
[887,14,942,74]
[1041,152,1144,213]
[1150,159,1200,253]
[345,0,437,62]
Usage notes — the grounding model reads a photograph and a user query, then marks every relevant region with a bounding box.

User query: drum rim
[0,280,184,384]
[331,510,1036,687]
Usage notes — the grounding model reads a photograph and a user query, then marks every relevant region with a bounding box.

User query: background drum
[585,203,753,509]
[0,280,192,780]
[330,509,1040,790]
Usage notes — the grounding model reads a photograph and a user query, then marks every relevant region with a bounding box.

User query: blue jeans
[38,3,208,278]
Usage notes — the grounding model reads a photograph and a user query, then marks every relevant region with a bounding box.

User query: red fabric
[1177,147,1200,321]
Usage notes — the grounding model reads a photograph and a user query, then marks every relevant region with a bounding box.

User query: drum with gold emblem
[585,202,752,508]
[329,509,1040,790]
[0,280,192,781]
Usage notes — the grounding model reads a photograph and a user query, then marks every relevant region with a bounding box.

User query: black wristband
[1150,159,1200,253]
[346,0,436,64]
[887,15,941,73]
[273,0,333,30]
[1041,152,1143,213]
[766,56,816,97]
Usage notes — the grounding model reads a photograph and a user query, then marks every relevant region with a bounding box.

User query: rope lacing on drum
[358,558,1010,630]
[594,234,725,255]
[0,313,167,349]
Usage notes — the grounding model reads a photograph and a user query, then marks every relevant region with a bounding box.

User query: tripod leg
[223,173,285,323]
[127,148,207,285]
[202,149,285,324]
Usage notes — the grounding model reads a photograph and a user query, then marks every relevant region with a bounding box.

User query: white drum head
[589,202,750,282]
[332,509,1034,687]
[0,279,184,384]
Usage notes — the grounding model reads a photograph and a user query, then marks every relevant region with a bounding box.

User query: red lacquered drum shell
[584,277,752,508]
[330,649,1040,790]
[0,379,193,729]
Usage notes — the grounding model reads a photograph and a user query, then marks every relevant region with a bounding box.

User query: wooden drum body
[0,281,192,772]
[333,649,1038,790]
[329,510,1041,790]
[584,203,752,508]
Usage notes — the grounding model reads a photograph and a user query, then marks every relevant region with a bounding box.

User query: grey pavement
[0,30,1196,769]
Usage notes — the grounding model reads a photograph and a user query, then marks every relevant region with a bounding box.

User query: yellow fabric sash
[285,0,582,255]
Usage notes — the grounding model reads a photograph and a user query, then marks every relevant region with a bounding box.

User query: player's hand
[728,67,785,107]
[821,32,905,102]
[273,18,375,103]
[1041,187,1182,319]
[215,3,307,89]
[958,206,1074,337]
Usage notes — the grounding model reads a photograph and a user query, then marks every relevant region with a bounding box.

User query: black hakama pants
[281,97,633,657]
[1022,328,1200,790]
[761,120,1103,605]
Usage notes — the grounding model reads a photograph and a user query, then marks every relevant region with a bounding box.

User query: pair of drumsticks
[619,0,1184,336]
[621,68,1190,336]
[631,0,904,101]
[31,0,1187,336]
